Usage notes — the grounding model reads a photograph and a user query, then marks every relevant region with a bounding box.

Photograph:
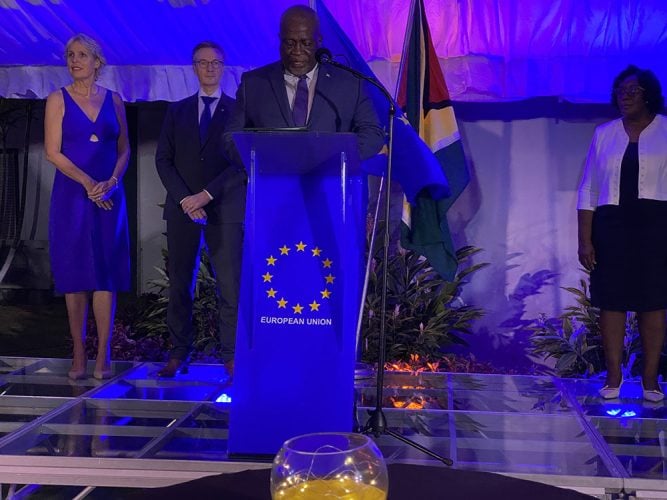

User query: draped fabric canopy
[1,0,666,102]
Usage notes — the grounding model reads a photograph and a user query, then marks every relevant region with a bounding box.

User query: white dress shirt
[197,88,221,122]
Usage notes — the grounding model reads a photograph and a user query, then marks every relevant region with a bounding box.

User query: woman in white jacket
[578,65,667,402]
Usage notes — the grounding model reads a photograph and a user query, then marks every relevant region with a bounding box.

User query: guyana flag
[397,0,470,281]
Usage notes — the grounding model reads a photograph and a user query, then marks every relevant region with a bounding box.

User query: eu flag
[314,0,450,204]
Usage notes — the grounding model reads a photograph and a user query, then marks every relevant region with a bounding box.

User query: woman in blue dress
[44,34,130,380]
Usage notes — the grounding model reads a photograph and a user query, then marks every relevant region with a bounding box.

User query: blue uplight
[605,407,638,418]
[216,393,232,403]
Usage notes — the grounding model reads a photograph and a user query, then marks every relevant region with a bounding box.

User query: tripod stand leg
[364,409,453,465]
[364,408,387,436]
[383,428,453,466]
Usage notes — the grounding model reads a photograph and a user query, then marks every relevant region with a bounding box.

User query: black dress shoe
[157,358,189,378]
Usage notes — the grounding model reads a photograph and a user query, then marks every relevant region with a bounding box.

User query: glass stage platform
[0,357,665,499]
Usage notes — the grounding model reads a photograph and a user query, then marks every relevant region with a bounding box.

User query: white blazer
[577,113,667,210]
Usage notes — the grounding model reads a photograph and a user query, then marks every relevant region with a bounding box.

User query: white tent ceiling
[1,0,666,102]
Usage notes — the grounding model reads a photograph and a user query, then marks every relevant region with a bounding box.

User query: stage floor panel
[0,357,664,498]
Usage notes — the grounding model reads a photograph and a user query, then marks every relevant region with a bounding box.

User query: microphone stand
[318,52,453,466]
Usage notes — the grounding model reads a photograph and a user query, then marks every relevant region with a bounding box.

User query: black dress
[590,142,667,311]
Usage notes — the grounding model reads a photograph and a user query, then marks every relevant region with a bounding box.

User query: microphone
[314,47,394,108]
[315,47,333,64]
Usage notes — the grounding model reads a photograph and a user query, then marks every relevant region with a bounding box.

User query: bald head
[280,5,320,35]
[279,5,322,76]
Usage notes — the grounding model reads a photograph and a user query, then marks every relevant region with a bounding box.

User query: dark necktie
[199,95,216,143]
[292,75,308,126]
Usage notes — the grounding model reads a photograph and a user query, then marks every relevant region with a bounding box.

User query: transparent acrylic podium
[228,131,366,457]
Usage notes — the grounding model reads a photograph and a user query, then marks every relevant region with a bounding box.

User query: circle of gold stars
[261,241,336,314]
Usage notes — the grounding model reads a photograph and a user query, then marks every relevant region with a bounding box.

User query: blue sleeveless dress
[48,88,130,293]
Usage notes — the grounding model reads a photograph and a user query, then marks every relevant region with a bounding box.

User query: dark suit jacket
[224,61,385,162]
[156,92,246,225]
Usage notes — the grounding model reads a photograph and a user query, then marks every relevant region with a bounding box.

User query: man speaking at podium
[225,4,384,161]
[224,6,384,457]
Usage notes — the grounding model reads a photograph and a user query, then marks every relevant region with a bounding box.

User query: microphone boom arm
[317,50,395,115]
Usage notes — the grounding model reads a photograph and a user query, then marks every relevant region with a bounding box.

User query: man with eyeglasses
[155,41,245,378]
[224,5,384,161]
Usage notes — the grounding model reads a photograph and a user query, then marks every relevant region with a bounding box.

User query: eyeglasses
[194,59,223,70]
[614,86,645,98]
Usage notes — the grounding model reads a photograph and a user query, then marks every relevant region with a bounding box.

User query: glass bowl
[271,432,388,499]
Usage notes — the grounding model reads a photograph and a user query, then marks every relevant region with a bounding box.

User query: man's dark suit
[156,92,245,363]
[225,61,384,160]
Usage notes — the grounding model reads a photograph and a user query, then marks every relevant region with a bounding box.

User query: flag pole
[355,176,383,355]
